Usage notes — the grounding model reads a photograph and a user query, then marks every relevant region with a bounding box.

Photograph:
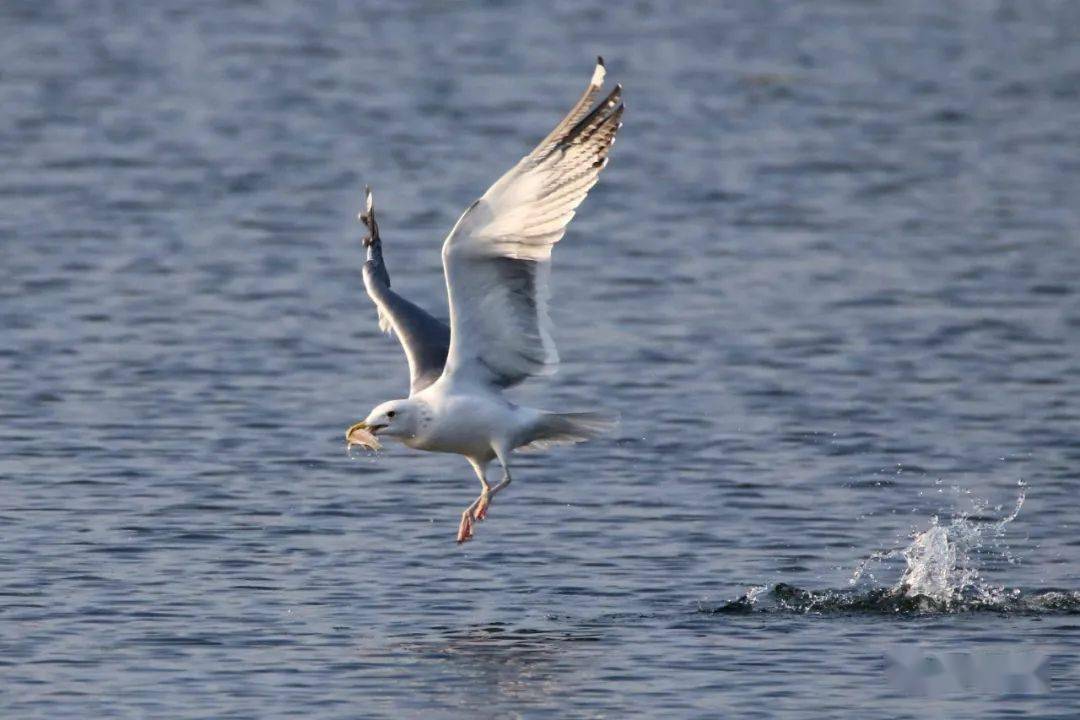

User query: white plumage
[349,58,623,543]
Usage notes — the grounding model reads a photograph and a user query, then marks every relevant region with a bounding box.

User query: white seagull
[347,58,623,543]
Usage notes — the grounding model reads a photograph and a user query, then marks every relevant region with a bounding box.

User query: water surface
[3,1,1080,717]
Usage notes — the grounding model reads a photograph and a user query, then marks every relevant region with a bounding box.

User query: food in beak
[345,422,382,452]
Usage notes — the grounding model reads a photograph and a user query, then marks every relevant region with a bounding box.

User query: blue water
[3,1,1080,717]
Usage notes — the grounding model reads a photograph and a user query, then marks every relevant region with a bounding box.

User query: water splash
[888,479,1024,605]
[898,521,964,600]
[848,481,1027,595]
[706,481,1080,615]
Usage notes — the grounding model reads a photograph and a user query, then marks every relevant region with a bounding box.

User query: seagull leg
[489,464,512,502]
[455,456,512,544]
[457,459,490,544]
[487,451,513,505]
[470,458,493,521]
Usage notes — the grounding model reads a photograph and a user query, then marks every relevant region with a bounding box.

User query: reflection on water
[404,623,604,706]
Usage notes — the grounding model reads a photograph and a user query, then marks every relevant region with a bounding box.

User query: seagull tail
[518,411,619,452]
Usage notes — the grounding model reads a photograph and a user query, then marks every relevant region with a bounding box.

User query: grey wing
[360,187,450,395]
[440,58,622,388]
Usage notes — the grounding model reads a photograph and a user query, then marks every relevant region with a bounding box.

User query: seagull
[346,58,623,544]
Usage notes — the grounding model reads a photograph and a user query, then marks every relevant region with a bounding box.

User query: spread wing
[439,58,623,388]
[360,187,450,395]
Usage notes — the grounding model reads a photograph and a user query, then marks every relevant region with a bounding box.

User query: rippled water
[3,1,1080,717]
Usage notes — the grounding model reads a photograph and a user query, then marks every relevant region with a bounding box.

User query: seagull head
[346,399,417,448]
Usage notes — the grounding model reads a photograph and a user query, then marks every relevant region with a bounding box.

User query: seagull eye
[386,411,396,419]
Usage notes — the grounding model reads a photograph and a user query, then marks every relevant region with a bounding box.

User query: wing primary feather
[551,84,622,155]
[529,58,608,163]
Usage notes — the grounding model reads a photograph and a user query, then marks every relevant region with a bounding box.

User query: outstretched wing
[440,58,622,388]
[360,187,450,395]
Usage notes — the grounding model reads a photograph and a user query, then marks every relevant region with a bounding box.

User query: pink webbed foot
[475,492,490,521]
[456,509,475,544]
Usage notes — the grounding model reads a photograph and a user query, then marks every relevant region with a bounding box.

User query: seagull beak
[345,421,382,451]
